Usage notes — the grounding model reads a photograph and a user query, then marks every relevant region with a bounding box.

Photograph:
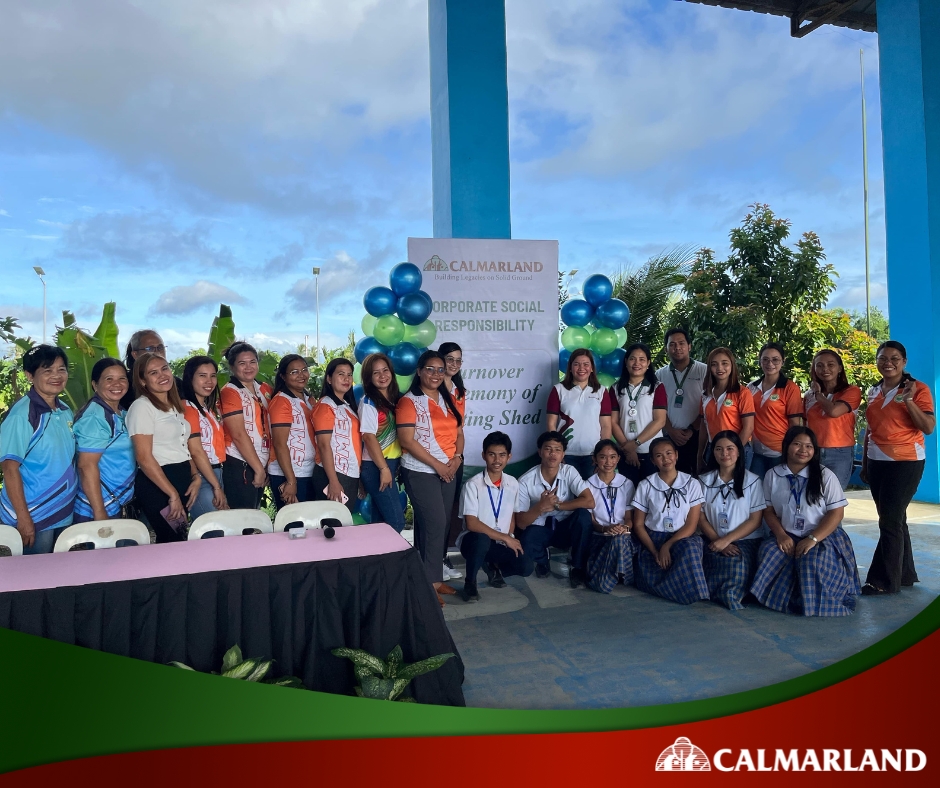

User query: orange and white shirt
[312,398,362,478]
[396,390,459,474]
[701,387,755,442]
[805,385,862,449]
[267,391,315,478]
[184,401,226,466]
[865,380,934,462]
[220,380,272,466]
[746,379,803,455]
[451,385,467,419]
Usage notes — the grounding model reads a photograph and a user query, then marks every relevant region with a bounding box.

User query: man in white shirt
[656,328,708,475]
[516,431,595,588]
[458,432,533,602]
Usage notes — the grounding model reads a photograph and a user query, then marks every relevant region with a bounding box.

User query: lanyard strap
[487,485,504,523]
[660,486,686,513]
[670,363,692,392]
[787,474,808,511]
[711,482,734,508]
[600,485,616,523]
[626,382,644,402]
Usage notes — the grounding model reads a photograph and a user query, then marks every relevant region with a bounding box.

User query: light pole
[33,266,47,343]
[312,267,321,363]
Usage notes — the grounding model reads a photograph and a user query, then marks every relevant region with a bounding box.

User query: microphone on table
[321,518,343,539]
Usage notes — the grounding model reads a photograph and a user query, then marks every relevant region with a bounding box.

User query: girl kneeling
[585,440,636,593]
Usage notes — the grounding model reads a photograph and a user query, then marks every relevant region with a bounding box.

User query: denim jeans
[820,446,855,491]
[360,459,406,533]
[19,525,58,555]
[189,468,224,521]
[565,455,596,481]
[269,475,315,511]
[749,452,783,482]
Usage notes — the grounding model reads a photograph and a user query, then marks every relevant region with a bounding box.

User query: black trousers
[223,456,263,510]
[134,461,191,543]
[866,459,924,592]
[674,435,699,476]
[311,465,359,514]
[401,467,457,584]
[518,508,594,571]
[460,531,534,583]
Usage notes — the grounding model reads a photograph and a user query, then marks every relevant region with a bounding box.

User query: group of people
[0,325,933,613]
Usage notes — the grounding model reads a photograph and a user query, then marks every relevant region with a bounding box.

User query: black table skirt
[0,547,465,706]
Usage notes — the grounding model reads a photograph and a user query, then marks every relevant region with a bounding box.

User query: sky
[0,0,884,360]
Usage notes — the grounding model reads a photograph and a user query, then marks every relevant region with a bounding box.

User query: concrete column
[877,0,940,501]
[428,0,511,239]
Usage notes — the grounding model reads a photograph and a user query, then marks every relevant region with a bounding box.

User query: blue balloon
[583,274,614,307]
[415,290,433,313]
[354,336,386,364]
[388,342,421,376]
[396,292,433,326]
[389,262,422,297]
[600,348,626,378]
[358,494,373,522]
[352,384,364,404]
[560,298,595,328]
[559,348,571,373]
[363,286,397,317]
[594,298,631,329]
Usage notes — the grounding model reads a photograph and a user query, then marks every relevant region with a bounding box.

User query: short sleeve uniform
[127,397,191,466]
[220,380,271,466]
[631,472,704,533]
[267,391,315,478]
[585,473,635,527]
[184,402,226,466]
[865,381,934,461]
[546,383,611,456]
[515,464,588,526]
[73,397,135,519]
[451,386,467,419]
[701,387,755,442]
[656,361,708,430]
[764,464,847,536]
[804,386,861,449]
[747,380,803,455]
[610,381,667,452]
[358,396,402,461]
[312,398,362,478]
[396,391,459,473]
[0,389,77,531]
[456,471,519,548]
[699,469,766,539]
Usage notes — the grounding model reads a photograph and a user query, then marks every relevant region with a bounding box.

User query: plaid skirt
[634,528,709,605]
[587,532,635,593]
[702,538,761,610]
[750,528,862,617]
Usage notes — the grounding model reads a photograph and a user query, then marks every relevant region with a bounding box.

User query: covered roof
[677,1,876,36]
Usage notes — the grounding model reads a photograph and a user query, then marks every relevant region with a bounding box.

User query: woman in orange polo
[698,347,754,473]
[860,341,935,595]
[181,355,229,520]
[746,342,803,480]
[312,358,361,513]
[804,349,862,490]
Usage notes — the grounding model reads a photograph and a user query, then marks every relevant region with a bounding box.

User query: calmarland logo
[423,255,448,271]
[656,738,711,771]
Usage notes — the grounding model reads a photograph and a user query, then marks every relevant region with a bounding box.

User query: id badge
[718,512,729,530]
[628,420,638,434]
[663,516,674,532]
[674,395,684,408]
[794,516,805,533]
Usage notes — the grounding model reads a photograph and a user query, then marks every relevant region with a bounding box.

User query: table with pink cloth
[0,524,465,705]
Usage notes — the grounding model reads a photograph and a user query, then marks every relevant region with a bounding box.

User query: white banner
[407,238,559,469]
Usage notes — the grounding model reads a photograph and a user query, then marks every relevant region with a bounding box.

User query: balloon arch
[559,273,630,386]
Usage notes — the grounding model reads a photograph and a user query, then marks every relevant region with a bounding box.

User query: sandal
[861,583,889,596]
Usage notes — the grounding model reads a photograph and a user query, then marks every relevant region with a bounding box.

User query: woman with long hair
[180,356,229,520]
[438,342,467,580]
[584,439,636,594]
[746,342,804,479]
[73,358,136,523]
[751,426,861,615]
[698,431,766,609]
[547,348,612,480]
[267,354,316,510]
[697,347,755,473]
[127,353,200,543]
[860,341,936,595]
[312,357,361,512]
[610,343,666,484]
[358,353,406,532]
[397,349,464,604]
[805,349,862,490]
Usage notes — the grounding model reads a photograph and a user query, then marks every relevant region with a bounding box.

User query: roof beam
[791,0,863,37]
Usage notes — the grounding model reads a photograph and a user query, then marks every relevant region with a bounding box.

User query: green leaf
[207,304,236,387]
[244,659,274,683]
[359,675,396,700]
[331,647,386,676]
[221,645,243,672]
[387,677,410,701]
[222,657,263,680]
[396,696,417,703]
[265,675,305,689]
[397,653,455,681]
[92,302,120,359]
[168,661,196,670]
[386,645,403,678]
[56,325,106,411]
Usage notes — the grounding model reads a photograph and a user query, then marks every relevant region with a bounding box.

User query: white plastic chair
[54,519,151,552]
[188,509,274,540]
[273,501,354,532]
[0,527,24,557]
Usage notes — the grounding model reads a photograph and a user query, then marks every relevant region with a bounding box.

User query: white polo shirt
[632,471,705,533]
[516,463,588,526]
[456,470,519,548]
[656,360,708,431]
[546,382,612,456]
[585,473,635,527]
[699,469,766,540]
[763,464,847,537]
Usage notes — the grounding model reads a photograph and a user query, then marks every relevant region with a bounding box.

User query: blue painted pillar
[428,0,511,239]
[877,0,940,501]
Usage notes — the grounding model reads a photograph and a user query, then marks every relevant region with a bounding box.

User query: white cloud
[0,209,10,217]
[284,244,396,311]
[831,281,887,310]
[149,279,247,316]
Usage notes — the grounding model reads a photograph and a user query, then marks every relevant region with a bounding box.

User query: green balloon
[614,327,628,347]
[591,327,619,356]
[597,372,617,388]
[584,323,596,335]
[352,513,368,525]
[402,319,437,348]
[361,314,378,337]
[396,373,414,391]
[374,314,405,346]
[561,326,592,353]
[353,362,362,384]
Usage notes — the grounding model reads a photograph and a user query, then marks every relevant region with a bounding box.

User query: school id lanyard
[670,363,693,407]
[660,486,687,513]
[601,484,616,522]
[786,474,808,513]
[487,485,504,522]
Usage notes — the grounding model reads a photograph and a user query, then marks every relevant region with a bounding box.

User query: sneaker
[568,567,585,589]
[463,582,480,602]
[443,564,463,581]
[483,562,506,588]
[444,556,455,570]
[535,563,550,579]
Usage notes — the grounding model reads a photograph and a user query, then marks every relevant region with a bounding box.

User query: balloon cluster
[559,274,630,388]
[352,262,437,401]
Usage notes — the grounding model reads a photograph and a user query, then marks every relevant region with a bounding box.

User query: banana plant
[56,309,110,411]
[170,644,304,688]
[207,304,236,387]
[331,645,455,702]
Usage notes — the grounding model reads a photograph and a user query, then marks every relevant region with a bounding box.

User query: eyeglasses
[423,366,446,375]
[287,369,309,377]
[444,356,462,365]
[140,344,166,354]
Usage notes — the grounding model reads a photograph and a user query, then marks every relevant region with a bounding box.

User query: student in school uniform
[805,349,862,491]
[547,348,612,480]
[268,354,316,510]
[585,439,636,594]
[457,431,533,602]
[656,328,708,475]
[746,342,804,479]
[515,431,596,588]
[751,426,861,616]
[439,342,467,581]
[860,341,936,595]
[180,356,229,520]
[698,431,766,610]
[698,347,755,473]
[312,358,362,512]
[73,358,136,524]
[631,436,709,604]
[610,343,667,485]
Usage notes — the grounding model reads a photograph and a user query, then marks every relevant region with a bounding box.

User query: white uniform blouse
[632,472,704,533]
[699,469,766,540]
[585,473,635,527]
[763,464,847,537]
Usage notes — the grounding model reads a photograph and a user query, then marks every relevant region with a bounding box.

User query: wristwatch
[553,502,561,511]
[808,534,819,544]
